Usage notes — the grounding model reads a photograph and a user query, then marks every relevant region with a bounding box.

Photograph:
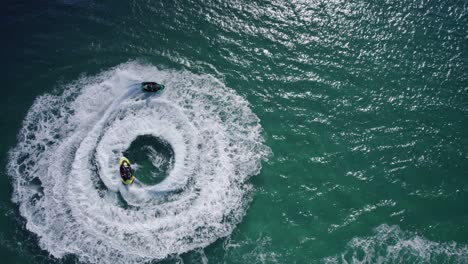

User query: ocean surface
[1,0,467,263]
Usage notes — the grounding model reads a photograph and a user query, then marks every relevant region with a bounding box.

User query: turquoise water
[1,0,467,263]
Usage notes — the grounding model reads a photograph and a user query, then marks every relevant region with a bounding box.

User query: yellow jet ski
[119,157,135,185]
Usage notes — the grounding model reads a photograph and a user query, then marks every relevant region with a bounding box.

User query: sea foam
[323,224,468,264]
[8,62,269,263]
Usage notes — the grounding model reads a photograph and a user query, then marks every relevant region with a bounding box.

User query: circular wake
[8,62,269,263]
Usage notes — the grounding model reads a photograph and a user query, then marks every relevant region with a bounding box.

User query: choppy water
[1,0,467,263]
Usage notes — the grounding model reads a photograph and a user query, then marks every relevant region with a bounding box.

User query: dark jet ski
[142,82,165,93]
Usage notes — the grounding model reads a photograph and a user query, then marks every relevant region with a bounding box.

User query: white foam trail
[323,224,468,264]
[8,62,269,263]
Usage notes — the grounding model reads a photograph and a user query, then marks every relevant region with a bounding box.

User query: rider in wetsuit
[119,159,134,185]
[142,82,164,92]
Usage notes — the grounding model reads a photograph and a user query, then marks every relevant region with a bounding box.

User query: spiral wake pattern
[7,62,269,263]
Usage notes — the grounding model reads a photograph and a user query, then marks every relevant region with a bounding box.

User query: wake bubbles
[8,62,269,263]
[323,224,468,263]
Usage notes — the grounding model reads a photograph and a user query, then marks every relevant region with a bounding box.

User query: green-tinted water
[1,0,467,263]
[124,135,175,185]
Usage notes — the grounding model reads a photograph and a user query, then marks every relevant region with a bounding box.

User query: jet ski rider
[119,159,134,185]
